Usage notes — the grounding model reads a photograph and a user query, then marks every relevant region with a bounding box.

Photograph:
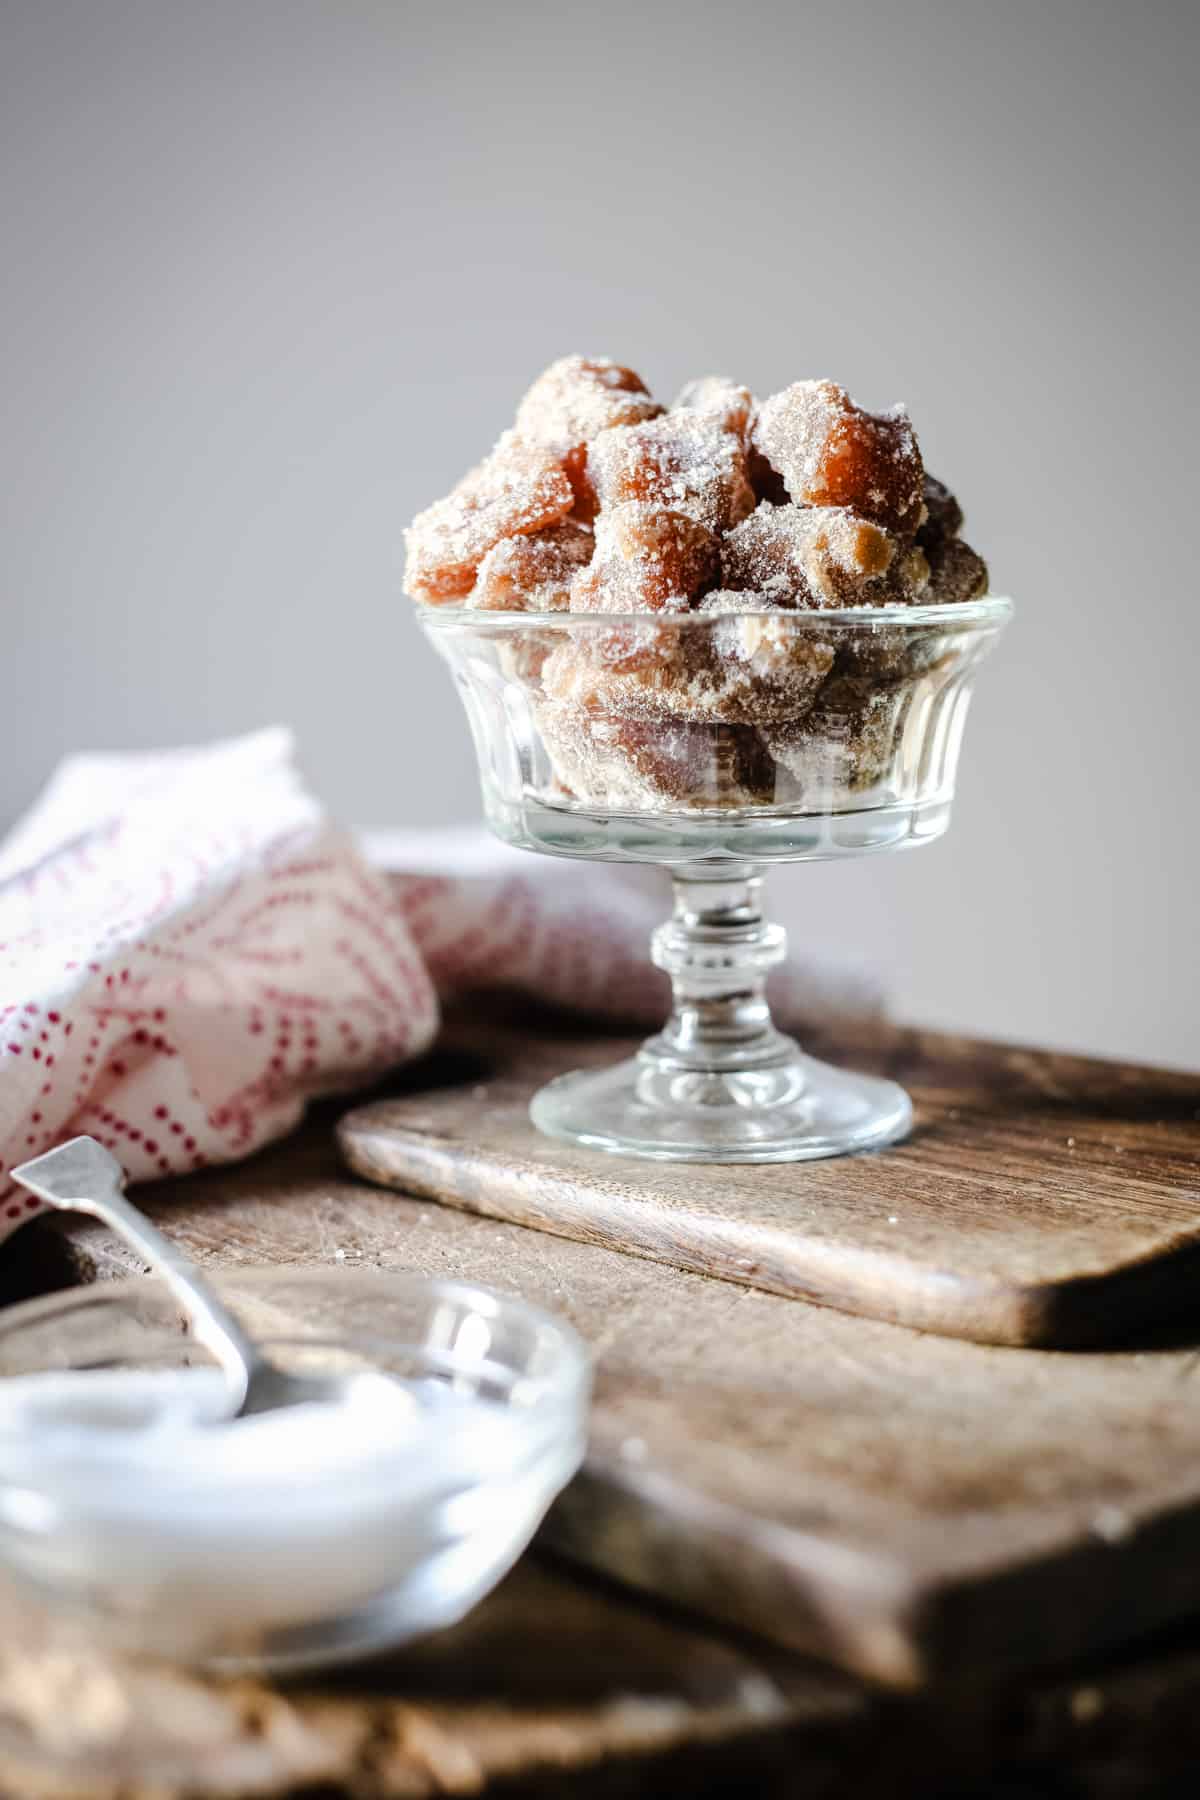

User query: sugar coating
[537,700,774,810]
[835,621,946,687]
[587,412,755,538]
[760,678,910,798]
[571,503,719,613]
[673,376,755,441]
[403,433,573,603]
[752,381,924,538]
[515,355,662,520]
[695,592,835,720]
[721,504,913,607]
[471,521,594,612]
[541,605,831,727]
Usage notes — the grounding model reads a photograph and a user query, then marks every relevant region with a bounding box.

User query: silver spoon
[12,1136,411,1419]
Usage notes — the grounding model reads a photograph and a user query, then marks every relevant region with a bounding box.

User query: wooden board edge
[337,1109,1200,1349]
[547,1460,927,1690]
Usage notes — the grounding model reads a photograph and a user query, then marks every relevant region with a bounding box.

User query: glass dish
[0,1268,590,1672]
[421,599,1012,1161]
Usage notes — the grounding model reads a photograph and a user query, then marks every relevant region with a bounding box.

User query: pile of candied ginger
[403,355,985,617]
[403,358,988,809]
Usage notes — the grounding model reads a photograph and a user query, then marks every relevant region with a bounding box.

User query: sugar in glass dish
[421,597,1012,1162]
[0,1269,589,1672]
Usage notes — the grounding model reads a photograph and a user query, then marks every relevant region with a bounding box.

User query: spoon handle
[12,1137,260,1411]
[78,1187,260,1409]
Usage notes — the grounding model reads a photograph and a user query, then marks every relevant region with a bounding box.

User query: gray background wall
[2,0,1195,1069]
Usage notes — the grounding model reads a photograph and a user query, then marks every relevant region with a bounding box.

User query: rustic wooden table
[1,1017,1198,1798]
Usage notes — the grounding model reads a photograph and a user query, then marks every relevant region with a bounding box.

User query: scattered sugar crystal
[1091,1505,1133,1544]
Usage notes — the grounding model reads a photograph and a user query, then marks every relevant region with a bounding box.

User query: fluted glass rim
[418,595,1013,633]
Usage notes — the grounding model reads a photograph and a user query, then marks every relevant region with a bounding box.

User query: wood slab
[14,1538,1200,1800]
[0,1555,854,1799]
[338,1018,1200,1347]
[13,1077,1200,1693]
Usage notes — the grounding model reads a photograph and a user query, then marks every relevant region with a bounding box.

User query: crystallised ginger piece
[540,627,719,723]
[697,591,835,721]
[721,503,904,607]
[515,355,662,522]
[673,376,755,441]
[539,594,832,728]
[587,412,755,538]
[537,699,774,810]
[403,432,573,604]
[923,536,989,605]
[571,503,719,613]
[760,677,908,798]
[917,474,965,550]
[752,380,924,538]
[908,471,987,605]
[471,520,593,612]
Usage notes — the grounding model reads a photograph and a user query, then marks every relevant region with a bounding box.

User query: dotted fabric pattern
[0,731,883,1237]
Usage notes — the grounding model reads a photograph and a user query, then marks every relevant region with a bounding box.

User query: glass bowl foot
[529,864,911,1164]
[530,1045,911,1163]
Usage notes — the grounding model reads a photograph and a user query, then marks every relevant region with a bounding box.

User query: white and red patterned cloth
[0,729,882,1238]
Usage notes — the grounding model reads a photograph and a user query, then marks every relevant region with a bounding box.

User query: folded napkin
[0,729,882,1235]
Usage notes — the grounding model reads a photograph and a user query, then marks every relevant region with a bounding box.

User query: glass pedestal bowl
[421,598,1011,1163]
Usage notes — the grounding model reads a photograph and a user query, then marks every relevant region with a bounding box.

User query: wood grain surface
[338,1016,1200,1347]
[11,1036,1200,1694]
[0,1555,853,1799]
[13,1540,1200,1799]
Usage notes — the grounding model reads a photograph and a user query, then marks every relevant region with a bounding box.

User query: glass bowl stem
[530,863,912,1163]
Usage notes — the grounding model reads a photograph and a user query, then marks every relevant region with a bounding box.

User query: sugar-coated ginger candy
[697,592,836,721]
[760,677,908,798]
[672,376,755,441]
[917,474,964,550]
[537,699,775,811]
[924,536,989,606]
[403,432,573,604]
[752,380,924,538]
[540,595,832,727]
[515,355,663,521]
[541,633,700,718]
[721,503,909,607]
[571,503,719,613]
[909,471,987,605]
[587,412,755,538]
[471,520,593,612]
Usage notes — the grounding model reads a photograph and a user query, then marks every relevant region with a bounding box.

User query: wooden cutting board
[18,1089,1200,1691]
[338,1016,1200,1348]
